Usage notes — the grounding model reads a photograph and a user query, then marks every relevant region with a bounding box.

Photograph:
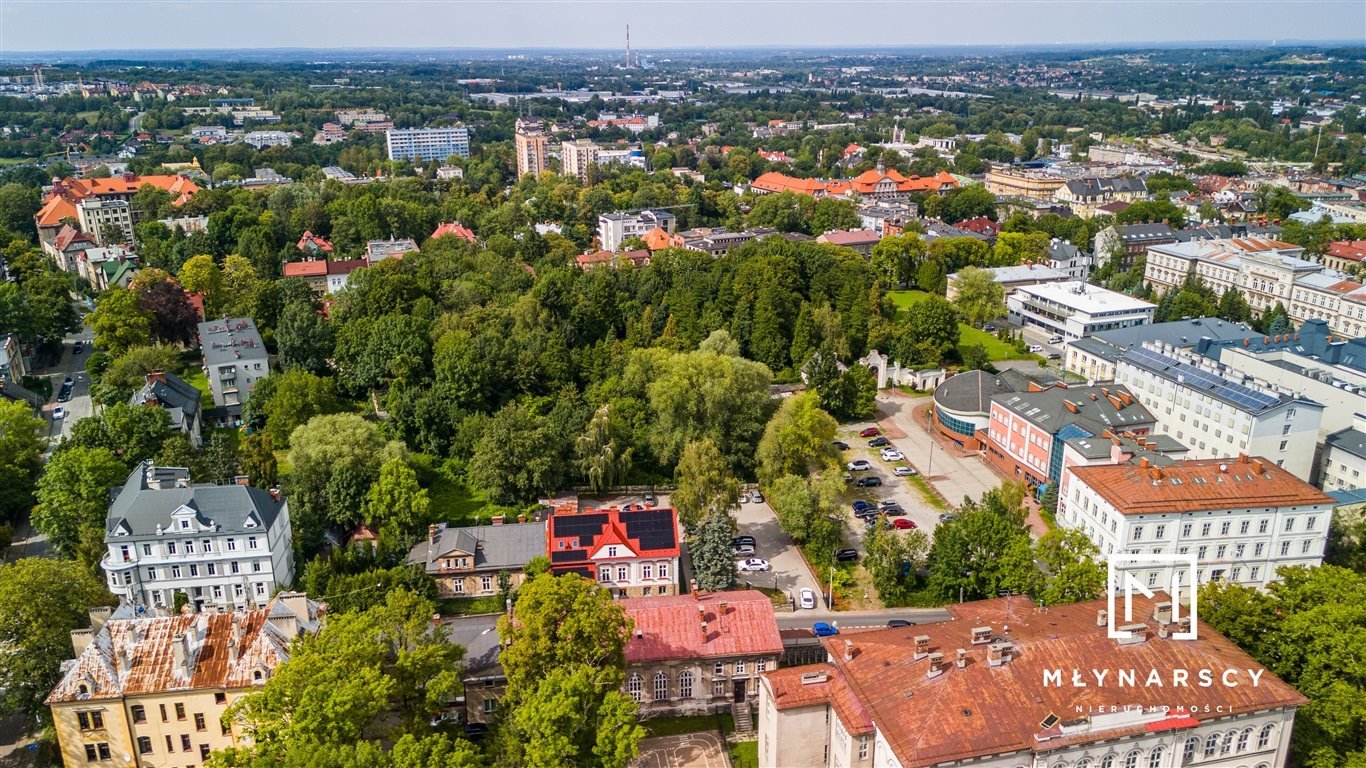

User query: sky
[0,0,1362,53]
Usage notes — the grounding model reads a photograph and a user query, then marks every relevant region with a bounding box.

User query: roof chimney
[956,648,967,668]
[171,633,192,676]
[88,605,113,634]
[1152,601,1173,625]
[927,651,945,678]
[913,634,930,660]
[843,639,855,662]
[70,628,95,656]
[428,524,440,545]
[987,641,1013,667]
[970,626,992,645]
[1116,624,1148,645]
[1096,609,1108,627]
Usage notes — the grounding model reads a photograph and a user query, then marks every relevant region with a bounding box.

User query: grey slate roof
[1090,318,1259,356]
[130,372,200,426]
[446,613,504,678]
[1326,425,1366,461]
[105,462,284,541]
[934,371,1015,415]
[1115,223,1176,242]
[990,383,1156,437]
[1064,432,1187,463]
[1063,177,1146,196]
[198,318,267,366]
[408,521,548,576]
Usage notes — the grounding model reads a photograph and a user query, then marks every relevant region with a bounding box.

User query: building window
[194,712,206,731]
[77,711,104,730]
[1205,733,1220,757]
[147,567,157,580]
[1182,523,1192,537]
[713,678,727,697]
[175,702,186,720]
[481,576,493,592]
[1240,520,1250,534]
[757,660,767,672]
[227,538,237,551]
[170,566,182,578]
[84,744,111,761]
[1155,524,1166,539]
[654,671,668,702]
[1223,732,1235,754]
[859,736,870,759]
[1259,519,1269,534]
[627,674,642,703]
[167,542,177,555]
[1220,521,1231,536]
[131,705,145,723]
[1183,736,1199,764]
[659,563,669,580]
[714,662,725,676]
[137,736,152,755]
[200,744,211,759]
[1251,566,1261,580]
[1281,542,1291,556]
[642,564,652,580]
[181,734,192,751]
[679,670,693,699]
[1302,540,1313,554]
[1123,751,1139,768]
[617,565,628,582]
[1201,523,1211,536]
[1285,518,1295,533]
[599,566,610,583]
[1131,526,1143,541]
[1237,727,1252,751]
[248,537,258,550]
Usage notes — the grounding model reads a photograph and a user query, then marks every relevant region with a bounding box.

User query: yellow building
[514,119,549,179]
[983,166,1066,201]
[47,594,324,767]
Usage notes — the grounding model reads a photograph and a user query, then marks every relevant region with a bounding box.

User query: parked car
[852,500,875,512]
[750,489,765,504]
[57,387,72,403]
[877,499,898,509]
[71,341,83,354]
[868,436,891,448]
[832,440,849,451]
[854,508,880,520]
[733,543,756,556]
[738,489,751,503]
[1028,344,1045,353]
[855,476,882,488]
[858,427,880,437]
[939,512,959,522]
[887,619,914,628]
[846,459,872,471]
[732,535,756,548]
[881,506,907,517]
[1047,352,1062,360]
[892,518,917,530]
[462,723,488,741]
[736,558,770,572]
[835,548,859,562]
[892,466,918,477]
[812,622,839,637]
[1048,334,1064,344]
[880,448,904,462]
[52,407,65,419]
[982,324,996,332]
[799,587,817,610]
[643,492,656,507]
[63,376,73,386]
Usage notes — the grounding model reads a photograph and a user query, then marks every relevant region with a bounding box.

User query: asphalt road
[872,394,1002,509]
[775,606,954,630]
[733,496,822,604]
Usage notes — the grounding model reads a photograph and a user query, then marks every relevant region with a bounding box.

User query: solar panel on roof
[624,509,677,551]
[551,549,587,563]
[1124,348,1279,411]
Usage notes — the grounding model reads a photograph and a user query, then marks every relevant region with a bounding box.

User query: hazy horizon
[1,0,1363,55]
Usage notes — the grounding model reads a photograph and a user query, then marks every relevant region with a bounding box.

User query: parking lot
[835,423,945,552]
[732,493,822,607]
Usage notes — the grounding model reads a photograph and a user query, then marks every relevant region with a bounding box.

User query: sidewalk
[874,391,1002,509]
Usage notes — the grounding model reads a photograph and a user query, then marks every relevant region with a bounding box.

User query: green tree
[1116,199,1187,229]
[952,266,1006,326]
[991,232,1049,266]
[646,349,774,473]
[0,400,43,520]
[178,254,223,313]
[870,234,926,287]
[895,294,960,366]
[1034,528,1106,606]
[755,391,838,487]
[288,413,396,546]
[0,183,40,238]
[364,456,430,538]
[692,510,738,591]
[238,433,279,489]
[864,520,929,605]
[468,401,560,505]
[220,255,264,318]
[224,589,467,761]
[672,437,741,530]
[0,559,111,723]
[818,363,877,421]
[199,430,239,484]
[90,343,182,406]
[926,485,1037,600]
[507,665,644,768]
[33,446,127,555]
[576,404,632,494]
[88,286,154,355]
[251,370,345,448]
[277,300,334,375]
[65,402,172,469]
[1217,287,1252,324]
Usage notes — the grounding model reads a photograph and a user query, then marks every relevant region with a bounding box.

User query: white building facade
[1006,280,1155,340]
[101,464,295,614]
[597,209,677,252]
[385,126,470,162]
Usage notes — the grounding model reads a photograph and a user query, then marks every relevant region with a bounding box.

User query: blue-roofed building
[1114,346,1324,482]
[1062,317,1260,382]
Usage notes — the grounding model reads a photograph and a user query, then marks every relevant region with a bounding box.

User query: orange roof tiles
[641,226,674,251]
[751,171,828,196]
[431,221,477,243]
[621,590,783,665]
[37,175,200,228]
[765,665,874,734]
[776,594,1305,768]
[1328,240,1366,263]
[575,249,651,269]
[1069,456,1335,516]
[283,260,328,278]
[296,230,334,253]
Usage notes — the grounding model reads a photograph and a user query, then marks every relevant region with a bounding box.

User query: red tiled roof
[784,594,1305,768]
[53,224,95,251]
[431,221,476,243]
[575,249,651,269]
[764,665,873,734]
[1328,240,1366,263]
[956,216,1000,235]
[818,229,881,247]
[751,172,827,196]
[622,590,783,664]
[283,260,328,278]
[37,175,200,228]
[296,231,334,253]
[328,258,367,276]
[1069,456,1335,516]
[546,506,680,571]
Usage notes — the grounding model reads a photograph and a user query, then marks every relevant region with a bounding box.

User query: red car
[892,519,917,530]
[858,427,880,437]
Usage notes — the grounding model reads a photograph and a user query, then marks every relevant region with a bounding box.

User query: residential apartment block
[981,382,1157,488]
[408,521,547,598]
[982,166,1066,201]
[102,463,295,613]
[1322,413,1366,492]
[47,594,323,768]
[1006,280,1155,340]
[1092,222,1176,270]
[514,118,549,178]
[546,505,680,598]
[561,138,599,183]
[597,209,677,252]
[758,594,1304,768]
[1060,455,1335,588]
[385,126,470,162]
[196,319,269,408]
[77,198,134,246]
[1114,346,1324,481]
[1062,317,1259,384]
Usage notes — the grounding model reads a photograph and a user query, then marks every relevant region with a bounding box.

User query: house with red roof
[44,224,98,272]
[757,148,792,164]
[295,231,334,256]
[622,590,783,715]
[547,505,680,598]
[430,221,477,244]
[1324,240,1366,272]
[751,171,830,198]
[575,249,652,270]
[35,174,200,242]
[955,216,1001,239]
[846,167,958,198]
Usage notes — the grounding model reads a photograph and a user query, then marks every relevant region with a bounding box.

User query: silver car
[799,587,816,610]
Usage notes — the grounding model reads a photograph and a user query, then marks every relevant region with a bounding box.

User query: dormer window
[179,520,190,530]
[607,546,618,557]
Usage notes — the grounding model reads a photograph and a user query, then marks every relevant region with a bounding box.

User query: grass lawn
[908,474,949,511]
[730,741,758,768]
[888,290,1038,362]
[206,427,240,451]
[436,595,505,616]
[182,368,216,411]
[642,713,735,738]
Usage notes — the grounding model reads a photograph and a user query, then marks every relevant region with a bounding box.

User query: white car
[880,448,904,462]
[799,587,817,610]
[847,459,872,471]
[52,406,65,420]
[736,558,770,572]
[1048,335,1064,344]
[1028,344,1045,353]
[733,543,756,556]
[892,466,918,477]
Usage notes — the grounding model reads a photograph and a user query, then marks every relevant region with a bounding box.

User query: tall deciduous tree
[755,391,838,487]
[951,266,1006,327]
[468,401,560,505]
[0,559,111,723]
[90,343,183,406]
[671,437,740,530]
[89,286,154,355]
[237,433,279,489]
[1034,528,1106,606]
[33,446,129,555]
[0,400,43,520]
[64,402,172,469]
[277,300,334,374]
[364,456,430,538]
[576,404,632,494]
[178,254,223,314]
[646,349,774,473]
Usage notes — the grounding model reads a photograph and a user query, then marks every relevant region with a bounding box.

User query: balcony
[102,552,137,570]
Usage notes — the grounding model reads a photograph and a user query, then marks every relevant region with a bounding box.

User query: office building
[514,119,549,179]
[77,198,134,246]
[47,594,323,768]
[1113,346,1324,481]
[1062,317,1259,383]
[597,209,677,252]
[1006,280,1155,340]
[385,126,470,162]
[758,594,1303,768]
[1060,455,1335,588]
[101,463,295,613]
[983,166,1066,200]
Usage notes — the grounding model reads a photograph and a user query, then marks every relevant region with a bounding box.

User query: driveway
[872,393,1001,509]
[732,496,821,606]
[633,733,730,768]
